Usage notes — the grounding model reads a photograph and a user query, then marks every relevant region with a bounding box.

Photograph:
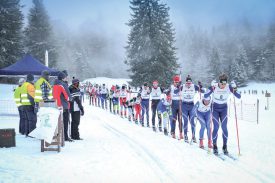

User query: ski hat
[186,75,192,83]
[72,78,80,84]
[26,74,34,82]
[18,78,25,85]
[219,73,228,84]
[41,70,50,77]
[173,75,181,82]
[143,82,148,86]
[203,96,211,101]
[57,71,66,80]
[62,70,68,77]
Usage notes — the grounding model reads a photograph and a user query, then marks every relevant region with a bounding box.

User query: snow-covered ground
[0,79,275,183]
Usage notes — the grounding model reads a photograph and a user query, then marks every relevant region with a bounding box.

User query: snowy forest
[1,0,275,86]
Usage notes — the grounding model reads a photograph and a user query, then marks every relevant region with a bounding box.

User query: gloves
[80,108,84,116]
[211,80,218,88]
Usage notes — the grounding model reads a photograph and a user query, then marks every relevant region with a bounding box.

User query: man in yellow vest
[21,74,36,136]
[14,78,25,135]
[34,70,54,108]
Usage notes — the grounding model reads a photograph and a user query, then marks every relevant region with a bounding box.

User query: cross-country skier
[182,75,202,143]
[157,93,172,135]
[100,84,108,110]
[112,85,120,115]
[204,73,241,155]
[134,93,142,124]
[192,96,212,148]
[150,80,162,132]
[119,84,128,118]
[140,82,151,127]
[109,85,116,112]
[126,86,135,121]
[169,75,183,139]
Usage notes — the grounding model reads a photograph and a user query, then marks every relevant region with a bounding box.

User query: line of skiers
[13,70,84,142]
[86,73,241,155]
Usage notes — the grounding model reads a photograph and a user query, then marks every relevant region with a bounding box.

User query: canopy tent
[0,54,59,77]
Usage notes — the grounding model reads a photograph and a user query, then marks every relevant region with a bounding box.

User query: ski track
[92,111,177,183]
[86,103,272,183]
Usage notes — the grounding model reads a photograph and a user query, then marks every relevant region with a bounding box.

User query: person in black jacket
[69,79,84,140]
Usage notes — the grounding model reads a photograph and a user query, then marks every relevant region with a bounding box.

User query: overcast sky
[21,0,275,33]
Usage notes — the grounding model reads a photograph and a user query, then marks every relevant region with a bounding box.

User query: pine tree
[24,0,57,67]
[208,47,222,81]
[253,50,267,81]
[0,0,24,68]
[229,47,248,86]
[125,0,179,87]
[264,22,275,80]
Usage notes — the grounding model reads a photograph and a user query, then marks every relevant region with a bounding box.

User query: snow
[1,79,275,183]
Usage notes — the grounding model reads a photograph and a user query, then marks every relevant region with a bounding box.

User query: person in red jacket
[53,72,72,142]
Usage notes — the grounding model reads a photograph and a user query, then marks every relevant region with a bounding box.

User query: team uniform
[140,85,151,127]
[192,97,212,148]
[150,85,162,131]
[119,87,128,118]
[134,94,142,124]
[181,83,200,142]
[204,82,241,154]
[157,94,171,135]
[170,84,183,138]
[112,87,120,115]
[100,85,108,110]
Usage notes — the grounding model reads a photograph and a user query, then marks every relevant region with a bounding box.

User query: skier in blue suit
[204,73,241,155]
[192,96,212,149]
[181,75,202,143]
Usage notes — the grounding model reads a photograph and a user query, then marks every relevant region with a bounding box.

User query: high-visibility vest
[21,82,33,106]
[34,77,53,102]
[13,86,22,107]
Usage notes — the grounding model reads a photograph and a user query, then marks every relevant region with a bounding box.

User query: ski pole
[233,96,241,156]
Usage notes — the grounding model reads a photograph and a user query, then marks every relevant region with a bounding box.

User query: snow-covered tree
[208,47,223,81]
[0,0,24,67]
[229,47,249,86]
[125,0,179,87]
[24,0,57,67]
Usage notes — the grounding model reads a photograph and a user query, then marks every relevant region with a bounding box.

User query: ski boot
[213,144,218,155]
[159,126,162,132]
[184,135,188,142]
[128,116,131,122]
[223,145,229,155]
[141,122,144,127]
[208,140,213,148]
[152,126,156,132]
[179,133,184,140]
[135,119,138,124]
[147,123,150,128]
[199,139,204,149]
[171,132,176,139]
[192,136,197,143]
[163,128,168,136]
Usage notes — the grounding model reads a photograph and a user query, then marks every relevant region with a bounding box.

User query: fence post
[229,98,231,116]
[257,99,259,125]
[241,100,243,120]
